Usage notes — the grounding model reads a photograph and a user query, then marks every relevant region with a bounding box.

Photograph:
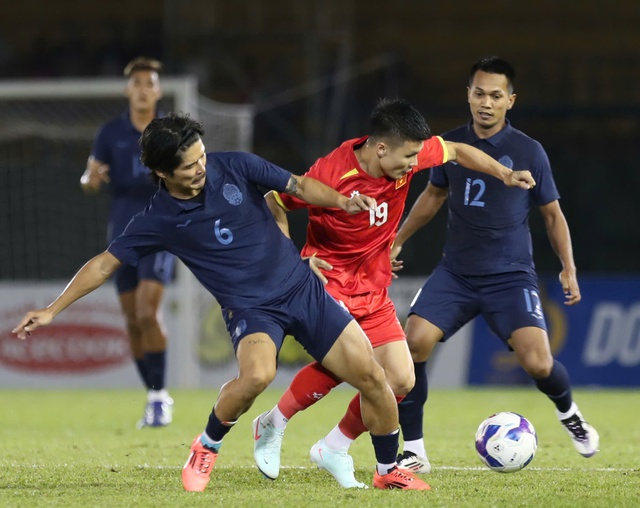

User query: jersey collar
[466,119,513,147]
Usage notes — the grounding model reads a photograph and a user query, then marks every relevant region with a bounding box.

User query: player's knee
[357,361,389,394]
[239,367,276,394]
[384,365,415,396]
[524,356,553,379]
[135,306,159,329]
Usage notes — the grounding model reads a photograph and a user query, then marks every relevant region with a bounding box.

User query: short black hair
[139,113,205,185]
[469,56,516,93]
[368,98,431,145]
[124,57,163,77]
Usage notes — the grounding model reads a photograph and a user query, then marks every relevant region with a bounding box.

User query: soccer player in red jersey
[253,98,535,489]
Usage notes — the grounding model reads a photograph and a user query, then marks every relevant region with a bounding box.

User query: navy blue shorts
[222,267,354,363]
[409,264,547,345]
[114,251,176,294]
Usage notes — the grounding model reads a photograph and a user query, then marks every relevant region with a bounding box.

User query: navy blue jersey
[430,121,560,275]
[107,151,308,310]
[91,111,158,241]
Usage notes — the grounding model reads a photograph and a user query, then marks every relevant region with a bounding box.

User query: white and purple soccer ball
[475,412,538,473]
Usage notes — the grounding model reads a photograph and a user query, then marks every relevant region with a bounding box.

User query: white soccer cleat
[558,409,600,457]
[310,438,368,489]
[252,411,285,479]
[396,450,432,474]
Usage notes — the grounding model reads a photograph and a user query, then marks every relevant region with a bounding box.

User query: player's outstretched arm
[446,142,535,189]
[284,175,376,214]
[12,251,122,339]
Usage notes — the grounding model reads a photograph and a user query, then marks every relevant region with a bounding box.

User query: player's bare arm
[539,200,581,306]
[392,183,448,262]
[446,141,536,189]
[12,251,122,339]
[264,191,290,238]
[264,191,333,284]
[80,156,110,193]
[284,175,376,214]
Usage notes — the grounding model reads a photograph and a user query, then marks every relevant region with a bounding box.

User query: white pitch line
[5,464,637,473]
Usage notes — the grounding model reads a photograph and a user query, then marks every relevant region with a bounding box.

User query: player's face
[467,70,515,138]
[159,139,207,199]
[378,139,424,180]
[125,70,162,113]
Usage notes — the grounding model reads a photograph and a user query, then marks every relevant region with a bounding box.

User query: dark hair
[469,56,516,93]
[368,98,431,145]
[124,57,163,77]
[139,113,205,184]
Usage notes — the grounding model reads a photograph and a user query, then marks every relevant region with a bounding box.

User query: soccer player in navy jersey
[391,57,600,472]
[254,98,535,489]
[13,113,432,491]
[80,57,175,428]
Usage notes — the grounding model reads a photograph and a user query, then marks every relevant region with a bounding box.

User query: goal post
[0,77,253,388]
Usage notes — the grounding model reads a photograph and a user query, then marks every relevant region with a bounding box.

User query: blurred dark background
[1,0,639,277]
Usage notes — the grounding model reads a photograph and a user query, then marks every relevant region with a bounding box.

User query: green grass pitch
[0,387,637,507]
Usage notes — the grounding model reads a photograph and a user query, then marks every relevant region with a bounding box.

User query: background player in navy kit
[391,57,600,473]
[80,57,175,428]
[13,114,430,492]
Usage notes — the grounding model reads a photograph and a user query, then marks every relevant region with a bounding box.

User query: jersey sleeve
[528,141,560,206]
[223,152,292,192]
[416,136,449,171]
[107,214,162,266]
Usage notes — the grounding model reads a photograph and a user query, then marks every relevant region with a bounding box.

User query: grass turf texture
[0,388,637,507]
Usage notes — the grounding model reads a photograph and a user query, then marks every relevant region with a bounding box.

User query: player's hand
[343,194,377,214]
[390,243,404,279]
[505,170,535,190]
[80,163,110,193]
[391,258,404,279]
[559,269,581,306]
[12,309,54,340]
[305,255,332,285]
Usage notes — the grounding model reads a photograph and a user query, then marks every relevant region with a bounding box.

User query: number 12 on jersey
[464,178,486,207]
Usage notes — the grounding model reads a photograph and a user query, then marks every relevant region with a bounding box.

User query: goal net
[0,77,253,280]
[0,77,254,387]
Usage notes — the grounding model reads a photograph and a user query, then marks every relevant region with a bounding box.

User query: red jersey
[274,135,448,295]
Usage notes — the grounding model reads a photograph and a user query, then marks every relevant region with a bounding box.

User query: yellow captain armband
[435,136,451,163]
[272,191,290,211]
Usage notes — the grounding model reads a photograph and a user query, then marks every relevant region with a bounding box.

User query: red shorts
[329,286,405,348]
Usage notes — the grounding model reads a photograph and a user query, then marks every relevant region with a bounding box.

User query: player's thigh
[235,331,278,387]
[509,326,553,377]
[321,320,383,390]
[349,288,406,348]
[134,279,165,320]
[373,340,414,395]
[404,314,444,362]
[408,266,479,358]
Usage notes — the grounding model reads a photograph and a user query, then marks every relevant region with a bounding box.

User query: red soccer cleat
[373,466,432,490]
[182,434,218,492]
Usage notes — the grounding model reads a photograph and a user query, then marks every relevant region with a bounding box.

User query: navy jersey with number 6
[107,152,307,309]
[431,120,560,275]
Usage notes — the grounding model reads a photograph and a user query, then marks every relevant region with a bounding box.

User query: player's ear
[376,141,387,158]
[507,93,517,110]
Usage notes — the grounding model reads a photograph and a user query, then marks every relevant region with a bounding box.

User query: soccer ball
[475,412,537,473]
